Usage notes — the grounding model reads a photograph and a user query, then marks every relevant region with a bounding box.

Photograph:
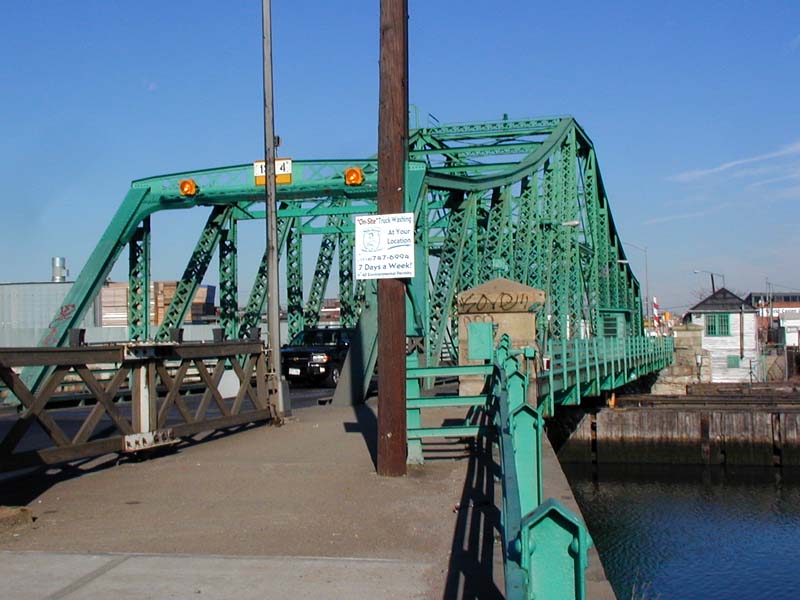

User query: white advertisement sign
[354,213,415,280]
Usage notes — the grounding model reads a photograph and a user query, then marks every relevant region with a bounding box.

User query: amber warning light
[179,179,198,196]
[345,167,364,186]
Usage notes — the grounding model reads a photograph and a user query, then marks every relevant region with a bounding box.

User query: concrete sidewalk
[1,551,438,599]
[0,400,614,599]
[0,402,485,599]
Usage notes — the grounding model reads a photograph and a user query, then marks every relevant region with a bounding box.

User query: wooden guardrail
[0,341,277,472]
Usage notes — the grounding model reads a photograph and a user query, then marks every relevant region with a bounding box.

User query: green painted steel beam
[407,425,487,439]
[406,395,488,409]
[407,364,493,378]
[130,159,380,202]
[127,217,151,341]
[303,203,344,329]
[238,214,289,338]
[427,162,520,175]
[411,142,544,161]
[298,225,353,235]
[423,118,574,192]
[410,117,562,140]
[219,216,238,339]
[285,217,304,339]
[278,204,377,218]
[155,206,232,342]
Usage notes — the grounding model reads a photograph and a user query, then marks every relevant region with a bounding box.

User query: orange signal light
[344,167,364,186]
[179,179,198,196]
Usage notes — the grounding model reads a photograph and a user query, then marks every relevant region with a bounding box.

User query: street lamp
[622,241,650,325]
[693,269,725,294]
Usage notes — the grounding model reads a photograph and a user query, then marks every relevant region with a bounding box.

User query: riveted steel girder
[285,217,303,339]
[219,216,238,339]
[127,217,151,342]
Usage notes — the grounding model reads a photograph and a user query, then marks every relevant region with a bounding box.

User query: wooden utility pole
[377,0,408,476]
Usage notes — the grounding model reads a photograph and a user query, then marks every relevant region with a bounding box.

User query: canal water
[563,463,800,600]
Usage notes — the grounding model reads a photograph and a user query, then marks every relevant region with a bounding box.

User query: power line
[767,281,800,292]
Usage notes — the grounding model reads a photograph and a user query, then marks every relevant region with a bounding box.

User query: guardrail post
[547,339,555,415]
[509,400,543,514]
[131,359,156,435]
[518,498,592,600]
[406,351,424,465]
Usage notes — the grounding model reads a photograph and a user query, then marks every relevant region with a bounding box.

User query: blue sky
[1,1,799,314]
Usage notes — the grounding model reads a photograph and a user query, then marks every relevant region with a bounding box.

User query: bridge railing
[0,341,277,472]
[539,335,674,415]
[490,334,592,600]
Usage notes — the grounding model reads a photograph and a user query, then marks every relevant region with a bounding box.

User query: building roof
[686,288,757,314]
[745,291,800,305]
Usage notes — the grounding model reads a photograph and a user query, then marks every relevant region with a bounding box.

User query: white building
[780,311,800,348]
[684,288,761,383]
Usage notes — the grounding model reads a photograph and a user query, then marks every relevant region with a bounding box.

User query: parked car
[280,327,353,387]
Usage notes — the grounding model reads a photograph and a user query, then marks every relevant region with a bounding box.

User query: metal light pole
[261,0,287,415]
[624,241,649,324]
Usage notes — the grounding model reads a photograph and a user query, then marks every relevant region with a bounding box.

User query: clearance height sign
[354,213,415,279]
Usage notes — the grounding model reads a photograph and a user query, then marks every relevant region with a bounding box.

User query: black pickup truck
[280,327,353,387]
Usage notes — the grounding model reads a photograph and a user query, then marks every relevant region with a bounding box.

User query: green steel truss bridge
[14,113,676,443]
[7,115,675,600]
[26,115,657,374]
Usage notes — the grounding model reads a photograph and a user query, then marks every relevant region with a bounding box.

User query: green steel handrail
[403,331,673,597]
[489,334,592,600]
[540,335,674,414]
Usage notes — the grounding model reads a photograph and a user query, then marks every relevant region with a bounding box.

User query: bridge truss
[21,115,643,401]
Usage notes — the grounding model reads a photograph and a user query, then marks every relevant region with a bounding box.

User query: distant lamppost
[622,241,650,325]
[693,269,725,294]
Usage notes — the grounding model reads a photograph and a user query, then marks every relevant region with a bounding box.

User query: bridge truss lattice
[23,115,643,396]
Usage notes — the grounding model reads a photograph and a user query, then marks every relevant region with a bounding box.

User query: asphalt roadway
[0,386,615,599]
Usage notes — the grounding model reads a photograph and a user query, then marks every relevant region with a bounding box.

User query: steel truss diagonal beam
[338,224,358,328]
[285,217,304,339]
[303,200,346,329]
[480,186,513,281]
[219,215,238,339]
[427,192,476,365]
[239,215,289,338]
[155,206,232,341]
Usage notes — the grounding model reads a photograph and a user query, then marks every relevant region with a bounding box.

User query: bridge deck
[0,399,613,599]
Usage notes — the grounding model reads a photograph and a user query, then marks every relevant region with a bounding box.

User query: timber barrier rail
[0,341,276,472]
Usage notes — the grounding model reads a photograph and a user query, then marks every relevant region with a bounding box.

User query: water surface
[564,464,800,600]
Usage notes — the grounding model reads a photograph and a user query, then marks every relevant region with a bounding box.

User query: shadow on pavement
[443,416,504,600]
[0,422,264,507]
[344,402,379,470]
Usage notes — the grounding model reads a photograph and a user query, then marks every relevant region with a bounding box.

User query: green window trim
[727,355,740,369]
[705,313,730,337]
